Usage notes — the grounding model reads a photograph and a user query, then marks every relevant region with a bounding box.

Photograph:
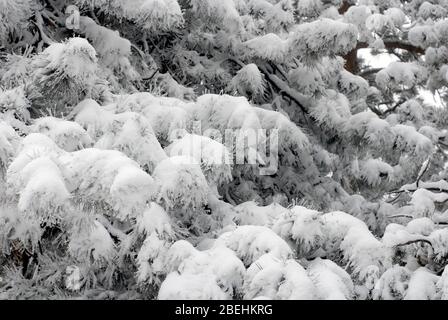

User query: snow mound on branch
[288,66,325,97]
[365,8,406,34]
[94,112,167,172]
[341,226,391,278]
[359,158,394,186]
[166,134,232,186]
[271,206,324,258]
[73,99,114,138]
[158,272,229,300]
[409,25,439,48]
[133,0,183,32]
[337,70,369,101]
[77,0,183,33]
[296,0,323,18]
[31,117,92,152]
[254,106,310,166]
[68,220,116,264]
[112,93,190,144]
[243,253,317,299]
[155,72,196,100]
[191,0,240,26]
[289,18,358,61]
[33,37,98,85]
[215,225,294,266]
[136,202,174,240]
[152,156,209,211]
[375,62,428,91]
[344,5,372,38]
[381,223,428,247]
[384,8,406,26]
[164,242,246,297]
[74,99,167,170]
[228,64,265,97]
[78,17,138,80]
[7,133,63,180]
[406,218,435,236]
[344,112,393,149]
[264,1,294,32]
[311,91,351,129]
[233,201,289,227]
[59,148,155,220]
[437,265,448,299]
[404,267,439,300]
[0,87,31,125]
[11,156,70,225]
[0,121,20,175]
[321,211,369,254]
[307,258,354,300]
[136,233,170,284]
[0,0,33,46]
[189,94,262,132]
[417,2,447,20]
[434,19,448,44]
[243,253,284,299]
[244,33,288,62]
[407,189,448,218]
[429,228,448,261]
[373,265,411,300]
[277,259,317,299]
[29,38,100,111]
[391,124,433,158]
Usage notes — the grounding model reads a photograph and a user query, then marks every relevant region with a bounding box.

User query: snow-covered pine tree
[2,0,448,300]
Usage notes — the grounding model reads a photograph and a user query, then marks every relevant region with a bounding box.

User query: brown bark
[338,0,354,14]
[343,41,425,74]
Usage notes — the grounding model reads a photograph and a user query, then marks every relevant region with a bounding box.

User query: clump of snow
[289,18,358,61]
[376,62,428,91]
[33,37,98,86]
[307,258,354,300]
[136,202,175,240]
[359,158,394,186]
[243,253,317,299]
[418,2,447,20]
[404,267,439,300]
[341,226,391,278]
[409,25,439,48]
[373,265,411,300]
[152,156,209,212]
[59,148,156,220]
[72,99,114,138]
[0,87,31,124]
[244,33,288,62]
[228,64,265,97]
[0,0,33,46]
[166,134,232,187]
[272,206,324,258]
[32,117,92,152]
[233,201,289,227]
[288,66,326,97]
[215,225,294,266]
[158,272,229,300]
[0,121,20,176]
[296,0,323,18]
[94,112,167,172]
[68,220,116,265]
[136,233,170,284]
[9,156,70,226]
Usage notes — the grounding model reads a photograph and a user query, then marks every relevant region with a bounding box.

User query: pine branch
[394,238,432,248]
